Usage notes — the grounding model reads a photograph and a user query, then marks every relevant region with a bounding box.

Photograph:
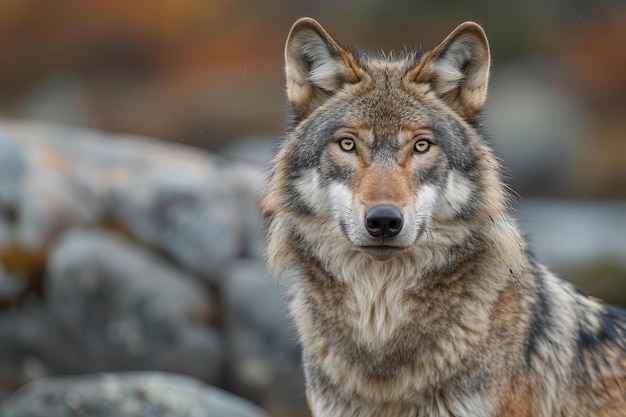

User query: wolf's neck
[291,212,526,347]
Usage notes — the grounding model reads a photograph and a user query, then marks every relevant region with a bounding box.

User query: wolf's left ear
[411,22,490,119]
[285,18,364,117]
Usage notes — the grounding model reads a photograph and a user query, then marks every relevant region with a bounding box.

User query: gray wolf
[260,17,626,417]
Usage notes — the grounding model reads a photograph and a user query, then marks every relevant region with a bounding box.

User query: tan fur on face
[358,165,414,209]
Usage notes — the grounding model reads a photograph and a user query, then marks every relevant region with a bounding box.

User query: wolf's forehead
[342,87,429,131]
[340,60,429,127]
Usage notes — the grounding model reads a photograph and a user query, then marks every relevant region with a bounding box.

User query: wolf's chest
[343,277,412,343]
[296,272,495,402]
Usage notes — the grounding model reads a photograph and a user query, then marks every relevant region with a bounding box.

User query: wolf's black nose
[365,205,403,238]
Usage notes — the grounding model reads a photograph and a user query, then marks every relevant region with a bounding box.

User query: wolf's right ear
[285,18,363,117]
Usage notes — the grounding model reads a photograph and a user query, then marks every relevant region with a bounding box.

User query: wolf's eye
[339,137,356,152]
[414,138,432,153]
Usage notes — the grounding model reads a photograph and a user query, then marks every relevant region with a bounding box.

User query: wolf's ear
[411,22,490,119]
[285,18,364,117]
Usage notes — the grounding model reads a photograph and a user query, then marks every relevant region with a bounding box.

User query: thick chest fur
[343,270,415,344]
[290,254,506,406]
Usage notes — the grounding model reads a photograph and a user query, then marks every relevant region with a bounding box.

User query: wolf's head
[262,19,511,273]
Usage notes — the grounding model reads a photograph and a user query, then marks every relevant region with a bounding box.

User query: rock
[0,371,270,417]
[0,310,54,400]
[113,160,266,279]
[0,266,22,305]
[113,176,245,283]
[0,218,25,309]
[0,138,28,211]
[0,120,283,410]
[0,120,265,282]
[47,228,214,324]
[0,229,223,397]
[0,122,100,250]
[16,170,96,250]
[222,260,308,416]
[0,213,14,247]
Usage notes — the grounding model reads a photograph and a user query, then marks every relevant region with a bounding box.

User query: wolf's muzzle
[365,205,403,238]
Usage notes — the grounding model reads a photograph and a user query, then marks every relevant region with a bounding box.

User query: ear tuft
[413,22,490,119]
[285,18,362,117]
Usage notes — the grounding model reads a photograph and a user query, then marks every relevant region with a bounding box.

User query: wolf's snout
[365,205,403,238]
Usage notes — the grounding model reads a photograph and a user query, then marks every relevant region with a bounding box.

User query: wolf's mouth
[358,245,406,261]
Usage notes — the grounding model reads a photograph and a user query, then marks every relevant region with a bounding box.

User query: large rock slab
[0,372,270,417]
[0,120,265,283]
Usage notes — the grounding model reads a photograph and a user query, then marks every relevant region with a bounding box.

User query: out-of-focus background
[0,1,624,417]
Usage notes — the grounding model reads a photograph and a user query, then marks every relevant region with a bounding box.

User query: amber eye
[339,137,356,152]
[414,138,432,153]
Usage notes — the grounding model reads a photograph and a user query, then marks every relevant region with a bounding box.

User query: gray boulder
[45,229,223,381]
[47,228,212,324]
[113,174,245,283]
[0,372,270,417]
[0,138,28,210]
[0,266,21,306]
[0,229,223,399]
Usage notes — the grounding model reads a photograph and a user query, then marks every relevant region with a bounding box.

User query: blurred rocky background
[0,1,624,416]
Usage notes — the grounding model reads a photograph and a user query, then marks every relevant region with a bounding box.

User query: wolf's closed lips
[358,245,406,259]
